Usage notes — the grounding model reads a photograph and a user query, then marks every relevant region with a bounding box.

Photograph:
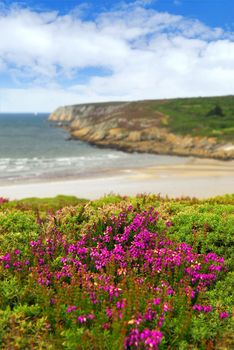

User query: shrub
[0,194,233,349]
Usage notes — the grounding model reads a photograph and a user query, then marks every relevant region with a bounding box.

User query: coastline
[49,98,234,161]
[71,136,234,161]
[1,157,233,200]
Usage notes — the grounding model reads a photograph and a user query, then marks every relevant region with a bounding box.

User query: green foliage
[62,328,85,350]
[167,206,234,266]
[150,95,234,141]
[0,210,39,252]
[0,304,51,348]
[0,276,22,308]
[92,194,125,207]
[2,195,87,213]
[0,307,11,345]
[206,105,224,117]
[0,193,233,349]
[206,272,234,308]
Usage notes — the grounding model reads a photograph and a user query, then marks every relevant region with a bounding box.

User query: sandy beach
[0,157,233,200]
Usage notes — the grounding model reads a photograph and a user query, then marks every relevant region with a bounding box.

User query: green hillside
[151,95,234,141]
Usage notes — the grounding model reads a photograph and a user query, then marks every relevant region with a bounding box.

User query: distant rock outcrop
[49,100,234,160]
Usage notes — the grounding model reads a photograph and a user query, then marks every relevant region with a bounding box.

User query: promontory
[49,96,234,160]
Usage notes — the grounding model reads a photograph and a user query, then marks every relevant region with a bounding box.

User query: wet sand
[0,158,233,200]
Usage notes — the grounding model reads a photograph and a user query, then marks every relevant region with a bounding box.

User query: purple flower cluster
[124,328,163,350]
[0,250,29,271]
[219,311,229,319]
[193,304,213,313]
[77,314,95,323]
[66,305,77,313]
[0,207,229,349]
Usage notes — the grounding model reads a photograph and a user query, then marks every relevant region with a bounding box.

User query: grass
[149,96,234,141]
[2,195,87,213]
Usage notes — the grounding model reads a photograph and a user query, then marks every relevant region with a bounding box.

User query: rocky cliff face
[49,102,128,122]
[49,101,234,160]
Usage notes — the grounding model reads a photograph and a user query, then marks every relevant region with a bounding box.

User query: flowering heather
[219,311,229,319]
[0,197,8,205]
[0,197,233,349]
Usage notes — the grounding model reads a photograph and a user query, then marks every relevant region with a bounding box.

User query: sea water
[0,113,187,184]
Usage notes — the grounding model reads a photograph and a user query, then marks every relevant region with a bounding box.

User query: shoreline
[1,157,233,200]
[1,156,233,186]
[75,136,234,161]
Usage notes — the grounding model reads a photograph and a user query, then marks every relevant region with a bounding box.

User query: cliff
[49,97,234,160]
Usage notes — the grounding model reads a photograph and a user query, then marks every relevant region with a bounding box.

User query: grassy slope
[147,96,234,141]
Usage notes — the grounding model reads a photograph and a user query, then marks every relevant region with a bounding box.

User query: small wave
[0,152,188,183]
[106,153,124,159]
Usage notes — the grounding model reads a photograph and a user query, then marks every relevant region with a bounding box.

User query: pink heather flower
[66,305,77,313]
[219,311,229,319]
[190,290,195,299]
[13,261,22,268]
[106,307,112,318]
[153,298,161,306]
[68,244,76,253]
[105,226,113,234]
[209,264,222,272]
[78,315,87,323]
[1,252,11,262]
[144,308,157,322]
[166,221,172,227]
[167,286,174,296]
[193,304,203,312]
[116,300,125,309]
[14,249,20,255]
[102,323,110,330]
[203,305,212,313]
[163,303,170,312]
[124,329,141,348]
[0,197,8,204]
[38,258,45,265]
[185,287,195,299]
[204,252,224,264]
[140,329,163,349]
[193,304,212,313]
[88,314,95,320]
[158,314,165,327]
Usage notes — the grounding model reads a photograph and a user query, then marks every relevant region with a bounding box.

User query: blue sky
[0,0,234,112]
[3,0,233,29]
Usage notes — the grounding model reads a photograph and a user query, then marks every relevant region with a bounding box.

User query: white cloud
[0,1,233,112]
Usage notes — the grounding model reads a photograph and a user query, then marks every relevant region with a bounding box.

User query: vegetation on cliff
[49,96,234,160]
[0,194,233,349]
[153,96,234,141]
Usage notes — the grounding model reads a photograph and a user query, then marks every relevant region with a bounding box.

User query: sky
[0,0,234,112]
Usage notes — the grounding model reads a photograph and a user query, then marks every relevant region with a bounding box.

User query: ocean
[0,113,187,184]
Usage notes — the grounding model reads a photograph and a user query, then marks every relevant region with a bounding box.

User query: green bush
[0,210,39,253]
